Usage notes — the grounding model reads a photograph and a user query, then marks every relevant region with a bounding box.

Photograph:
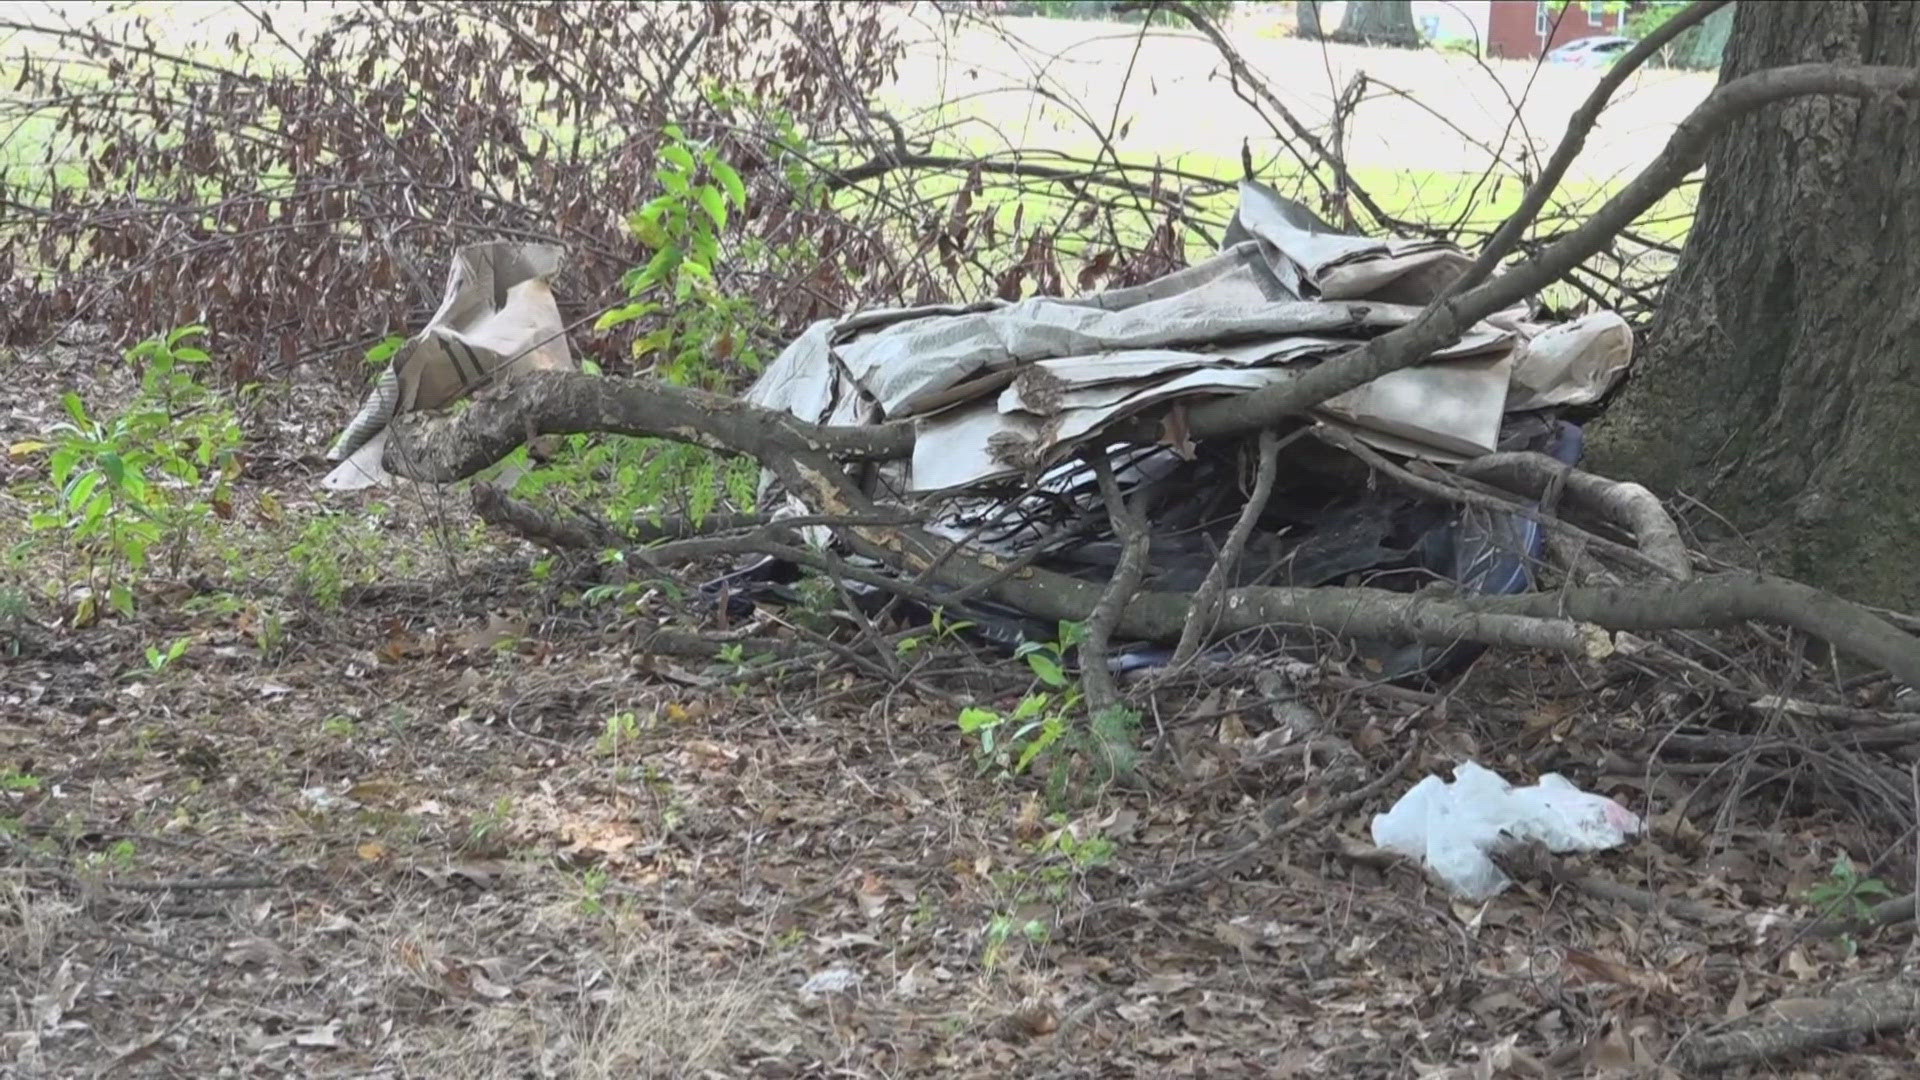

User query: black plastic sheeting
[700,414,1586,687]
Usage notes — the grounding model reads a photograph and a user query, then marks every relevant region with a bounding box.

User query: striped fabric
[321,241,574,489]
[326,361,405,463]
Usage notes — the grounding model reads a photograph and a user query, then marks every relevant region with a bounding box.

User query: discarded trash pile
[725,182,1636,680]
[317,184,1639,682]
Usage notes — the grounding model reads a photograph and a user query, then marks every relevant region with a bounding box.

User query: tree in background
[1589,2,1920,609]
[1329,0,1420,48]
[1297,0,1324,40]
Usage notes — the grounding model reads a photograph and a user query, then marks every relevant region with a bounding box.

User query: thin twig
[1080,454,1152,716]
[1173,428,1286,666]
[1136,0,1400,234]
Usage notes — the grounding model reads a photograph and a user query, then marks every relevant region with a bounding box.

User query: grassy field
[888,12,1713,182]
[2,3,1714,238]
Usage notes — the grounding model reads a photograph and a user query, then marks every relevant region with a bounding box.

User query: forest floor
[6,324,1920,1079]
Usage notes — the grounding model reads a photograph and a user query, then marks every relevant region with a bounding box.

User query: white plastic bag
[1370,762,1642,900]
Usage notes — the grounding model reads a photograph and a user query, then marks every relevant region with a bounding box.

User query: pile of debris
[319,183,1642,683]
[727,182,1635,680]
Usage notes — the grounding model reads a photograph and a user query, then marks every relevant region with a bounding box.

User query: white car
[1544,36,1637,69]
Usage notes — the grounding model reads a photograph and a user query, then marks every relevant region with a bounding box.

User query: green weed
[27,326,244,621]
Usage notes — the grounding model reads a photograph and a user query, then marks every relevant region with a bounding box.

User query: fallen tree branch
[1080,455,1151,715]
[386,369,915,482]
[1453,452,1690,580]
[1740,695,1920,728]
[1672,978,1920,1071]
[472,483,625,551]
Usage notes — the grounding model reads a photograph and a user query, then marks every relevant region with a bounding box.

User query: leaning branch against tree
[1168,63,1920,444]
[382,62,1920,684]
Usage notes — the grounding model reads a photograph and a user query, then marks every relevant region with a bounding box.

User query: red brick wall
[1487,1,1626,59]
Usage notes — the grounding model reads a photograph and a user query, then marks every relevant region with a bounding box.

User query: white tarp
[1505,311,1634,411]
[743,182,1635,494]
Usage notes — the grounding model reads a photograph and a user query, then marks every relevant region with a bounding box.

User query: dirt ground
[6,323,1920,1079]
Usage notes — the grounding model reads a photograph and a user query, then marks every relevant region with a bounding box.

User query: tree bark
[1297,0,1323,40]
[1330,0,1420,48]
[1588,1,1920,612]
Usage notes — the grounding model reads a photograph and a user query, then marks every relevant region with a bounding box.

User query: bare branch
[1080,454,1152,715]
[1173,427,1288,665]
[1454,452,1690,580]
[1136,0,1401,234]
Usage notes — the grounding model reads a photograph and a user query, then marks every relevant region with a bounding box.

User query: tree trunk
[1298,0,1323,40]
[1330,0,1420,48]
[1587,1,1920,612]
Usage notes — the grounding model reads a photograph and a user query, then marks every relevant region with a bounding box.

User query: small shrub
[28,326,243,620]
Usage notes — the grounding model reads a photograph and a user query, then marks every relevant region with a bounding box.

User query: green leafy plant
[1085,703,1143,783]
[1043,823,1116,871]
[1805,855,1895,920]
[895,606,976,658]
[468,797,515,849]
[982,911,1052,971]
[1805,855,1894,957]
[957,620,1143,794]
[284,509,397,609]
[82,837,138,872]
[598,710,645,757]
[141,636,191,674]
[254,606,287,661]
[958,621,1087,778]
[716,641,772,678]
[503,128,768,537]
[579,865,611,917]
[596,124,752,383]
[31,326,244,619]
[0,769,43,793]
[0,586,31,658]
[1014,619,1086,686]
